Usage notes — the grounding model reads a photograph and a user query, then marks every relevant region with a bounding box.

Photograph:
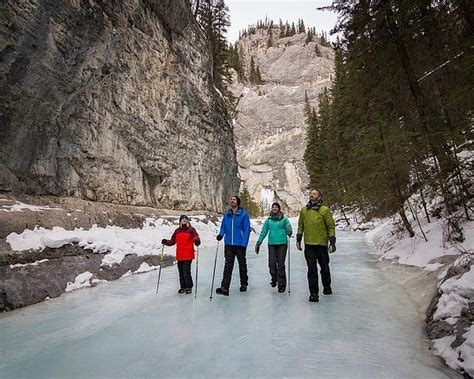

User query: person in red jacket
[162,215,201,294]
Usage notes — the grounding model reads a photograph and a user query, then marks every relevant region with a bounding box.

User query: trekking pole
[209,241,220,302]
[288,238,291,295]
[156,244,165,294]
[194,246,199,299]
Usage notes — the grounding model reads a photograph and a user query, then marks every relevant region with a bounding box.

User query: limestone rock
[0,0,239,212]
[231,29,334,213]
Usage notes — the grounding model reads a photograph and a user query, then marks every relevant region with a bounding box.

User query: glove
[194,239,201,246]
[161,239,167,245]
[255,242,261,254]
[216,234,223,241]
[329,236,336,253]
[287,230,293,237]
[296,241,302,251]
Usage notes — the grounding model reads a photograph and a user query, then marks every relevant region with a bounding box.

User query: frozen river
[0,231,456,378]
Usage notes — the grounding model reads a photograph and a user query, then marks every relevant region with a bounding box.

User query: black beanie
[179,214,189,222]
[271,202,281,210]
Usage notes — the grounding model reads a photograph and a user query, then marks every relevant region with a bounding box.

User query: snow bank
[434,267,474,323]
[6,216,258,268]
[362,192,473,377]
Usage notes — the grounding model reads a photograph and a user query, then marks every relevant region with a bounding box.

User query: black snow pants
[221,245,248,289]
[268,244,287,288]
[304,244,331,295]
[177,260,193,289]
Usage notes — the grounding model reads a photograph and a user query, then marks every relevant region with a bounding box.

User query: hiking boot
[278,286,286,293]
[178,289,185,294]
[216,287,229,296]
[185,288,192,294]
[270,281,277,288]
[240,285,247,292]
[323,287,333,295]
[309,294,319,303]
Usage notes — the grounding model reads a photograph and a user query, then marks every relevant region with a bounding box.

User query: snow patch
[65,272,93,292]
[134,262,156,273]
[434,267,474,322]
[0,201,62,212]
[9,259,49,268]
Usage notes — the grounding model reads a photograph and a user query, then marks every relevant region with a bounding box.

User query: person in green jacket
[255,202,293,293]
[296,189,336,303]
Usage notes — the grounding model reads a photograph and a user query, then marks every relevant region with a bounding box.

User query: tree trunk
[399,207,415,237]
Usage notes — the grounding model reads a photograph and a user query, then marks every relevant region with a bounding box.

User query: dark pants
[304,245,331,295]
[177,260,193,289]
[268,244,287,287]
[221,245,248,289]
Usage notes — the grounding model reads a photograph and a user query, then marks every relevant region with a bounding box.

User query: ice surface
[0,231,455,378]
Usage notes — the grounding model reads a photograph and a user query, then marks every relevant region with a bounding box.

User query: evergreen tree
[305,0,474,234]
[314,44,321,56]
[249,56,264,85]
[267,27,273,48]
[290,22,296,36]
[196,0,234,106]
[239,186,261,217]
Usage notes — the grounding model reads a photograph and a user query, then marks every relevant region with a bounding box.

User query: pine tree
[314,44,321,56]
[267,27,273,48]
[196,0,234,107]
[298,19,306,34]
[239,186,261,217]
[307,0,474,233]
[249,56,264,85]
[290,22,296,36]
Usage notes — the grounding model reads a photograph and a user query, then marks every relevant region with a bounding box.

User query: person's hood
[306,199,323,210]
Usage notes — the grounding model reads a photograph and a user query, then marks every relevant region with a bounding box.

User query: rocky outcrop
[0,193,220,239]
[231,29,334,213]
[426,258,474,378]
[0,0,239,212]
[0,193,222,312]
[0,244,174,311]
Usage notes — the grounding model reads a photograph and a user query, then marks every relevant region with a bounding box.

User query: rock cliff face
[0,0,239,212]
[231,29,334,213]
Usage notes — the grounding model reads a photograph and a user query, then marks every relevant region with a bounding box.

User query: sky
[225,0,339,43]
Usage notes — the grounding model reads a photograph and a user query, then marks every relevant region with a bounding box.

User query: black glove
[161,239,167,245]
[296,234,302,243]
[194,239,201,246]
[329,236,336,253]
[255,241,261,254]
[216,234,223,241]
[296,241,302,251]
[287,230,293,237]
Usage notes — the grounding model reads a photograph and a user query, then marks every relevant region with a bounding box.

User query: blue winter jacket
[218,207,251,247]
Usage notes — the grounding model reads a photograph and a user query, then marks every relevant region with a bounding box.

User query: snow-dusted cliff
[231,28,334,213]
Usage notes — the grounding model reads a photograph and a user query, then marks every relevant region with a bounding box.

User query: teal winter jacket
[257,213,293,245]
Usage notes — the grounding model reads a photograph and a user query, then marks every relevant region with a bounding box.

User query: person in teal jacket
[255,202,293,292]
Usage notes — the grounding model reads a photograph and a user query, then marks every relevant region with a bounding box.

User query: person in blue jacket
[215,195,251,296]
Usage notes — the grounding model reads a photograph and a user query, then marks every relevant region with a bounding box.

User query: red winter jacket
[163,225,200,261]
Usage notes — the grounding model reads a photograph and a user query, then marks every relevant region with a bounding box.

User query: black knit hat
[271,202,281,210]
[179,214,189,222]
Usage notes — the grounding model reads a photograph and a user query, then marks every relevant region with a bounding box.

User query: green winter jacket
[297,204,335,246]
[257,213,293,245]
